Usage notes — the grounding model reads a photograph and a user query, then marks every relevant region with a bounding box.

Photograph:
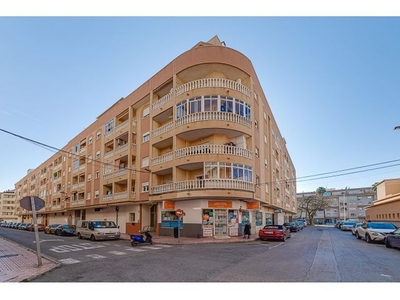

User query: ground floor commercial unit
[21,198,293,238]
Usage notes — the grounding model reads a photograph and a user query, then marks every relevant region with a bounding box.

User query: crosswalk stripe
[58,258,81,265]
[125,248,146,252]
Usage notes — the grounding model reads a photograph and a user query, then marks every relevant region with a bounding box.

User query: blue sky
[1,14,400,194]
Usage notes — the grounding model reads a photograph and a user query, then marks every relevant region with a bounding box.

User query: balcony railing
[175,111,252,128]
[176,78,251,98]
[152,90,174,110]
[152,121,174,138]
[151,78,251,111]
[175,144,252,159]
[115,143,128,155]
[115,119,129,132]
[151,183,173,195]
[102,191,129,201]
[151,152,173,166]
[151,179,253,195]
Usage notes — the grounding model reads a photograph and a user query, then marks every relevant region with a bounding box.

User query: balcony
[152,78,251,112]
[152,121,174,138]
[175,111,252,129]
[151,152,173,166]
[175,144,252,160]
[151,179,253,195]
[102,191,130,202]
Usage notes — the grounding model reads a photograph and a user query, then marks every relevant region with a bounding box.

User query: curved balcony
[151,179,253,195]
[175,144,252,160]
[152,78,251,111]
[175,111,252,129]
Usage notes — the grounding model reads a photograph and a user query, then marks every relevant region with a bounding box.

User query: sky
[1,3,400,197]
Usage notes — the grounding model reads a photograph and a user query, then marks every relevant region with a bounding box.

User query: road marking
[58,258,81,265]
[140,246,162,250]
[381,274,392,278]
[154,244,172,248]
[86,254,107,259]
[124,248,146,252]
[49,243,106,253]
[35,239,64,243]
[108,251,127,255]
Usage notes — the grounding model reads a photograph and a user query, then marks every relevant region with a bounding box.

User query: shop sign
[208,201,232,208]
[163,201,175,209]
[175,209,183,217]
[246,202,260,210]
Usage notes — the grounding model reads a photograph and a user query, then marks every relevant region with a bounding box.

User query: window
[87,192,91,200]
[88,136,93,145]
[255,147,259,158]
[95,171,100,179]
[189,96,202,114]
[87,173,92,181]
[264,159,268,169]
[88,155,93,163]
[73,160,79,170]
[129,213,136,222]
[141,156,149,168]
[96,151,101,159]
[94,190,99,198]
[141,182,149,192]
[143,106,150,118]
[105,119,114,134]
[96,131,101,140]
[142,132,150,143]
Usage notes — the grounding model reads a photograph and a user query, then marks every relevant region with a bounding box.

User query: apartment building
[297,187,376,224]
[0,189,17,222]
[14,36,297,238]
[366,178,400,227]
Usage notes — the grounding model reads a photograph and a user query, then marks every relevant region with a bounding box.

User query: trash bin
[174,227,179,238]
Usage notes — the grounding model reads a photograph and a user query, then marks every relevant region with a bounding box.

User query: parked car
[55,224,76,236]
[297,219,308,227]
[283,222,300,232]
[297,220,305,230]
[355,222,397,243]
[335,220,344,229]
[341,221,356,231]
[351,223,363,235]
[45,224,61,234]
[259,225,291,242]
[385,227,400,249]
[18,223,29,230]
[27,224,46,231]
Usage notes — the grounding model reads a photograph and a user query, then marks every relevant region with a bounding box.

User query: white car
[351,223,362,235]
[355,222,397,243]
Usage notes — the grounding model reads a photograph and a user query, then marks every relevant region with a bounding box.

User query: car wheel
[78,233,82,239]
[366,234,372,243]
[355,232,361,239]
[90,234,96,241]
[282,235,286,242]
[385,239,392,248]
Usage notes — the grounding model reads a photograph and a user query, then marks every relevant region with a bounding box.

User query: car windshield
[343,222,355,225]
[92,221,117,228]
[63,225,76,229]
[368,223,396,229]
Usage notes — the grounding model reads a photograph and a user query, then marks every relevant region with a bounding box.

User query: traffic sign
[20,196,45,211]
[175,209,183,217]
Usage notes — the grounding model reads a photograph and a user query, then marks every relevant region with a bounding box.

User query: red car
[259,225,291,242]
[27,224,46,231]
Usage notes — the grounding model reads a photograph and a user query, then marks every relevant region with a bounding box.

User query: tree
[298,187,331,225]
[372,182,379,192]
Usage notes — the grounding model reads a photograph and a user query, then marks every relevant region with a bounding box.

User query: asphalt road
[1,225,399,282]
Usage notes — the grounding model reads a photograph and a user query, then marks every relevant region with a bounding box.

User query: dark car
[341,221,356,231]
[259,225,291,242]
[45,224,61,234]
[284,222,300,232]
[385,227,400,249]
[55,224,76,236]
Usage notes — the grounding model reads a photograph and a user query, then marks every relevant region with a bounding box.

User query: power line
[1,127,399,187]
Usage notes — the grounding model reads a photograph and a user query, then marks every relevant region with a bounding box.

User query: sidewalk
[0,233,256,282]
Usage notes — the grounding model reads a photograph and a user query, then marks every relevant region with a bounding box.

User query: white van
[76,220,120,241]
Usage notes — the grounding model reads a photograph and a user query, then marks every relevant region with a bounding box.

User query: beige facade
[366,178,400,227]
[14,36,296,237]
[0,189,17,222]
[297,187,376,224]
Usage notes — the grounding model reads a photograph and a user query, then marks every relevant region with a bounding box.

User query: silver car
[341,221,356,231]
[351,223,362,235]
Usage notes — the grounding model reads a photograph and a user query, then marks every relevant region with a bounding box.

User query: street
[1,225,399,282]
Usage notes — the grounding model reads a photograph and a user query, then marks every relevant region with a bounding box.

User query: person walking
[243,221,251,239]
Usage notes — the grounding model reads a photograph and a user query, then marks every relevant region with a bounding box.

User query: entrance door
[214,209,228,236]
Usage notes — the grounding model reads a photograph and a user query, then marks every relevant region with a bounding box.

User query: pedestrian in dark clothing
[244,222,251,239]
